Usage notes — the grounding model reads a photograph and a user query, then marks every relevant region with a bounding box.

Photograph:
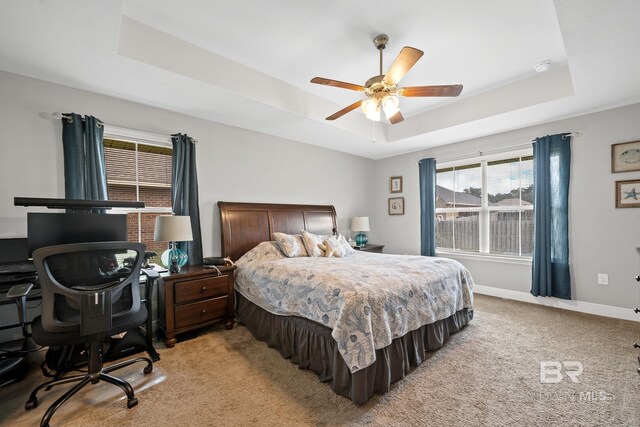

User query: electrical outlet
[597,273,609,285]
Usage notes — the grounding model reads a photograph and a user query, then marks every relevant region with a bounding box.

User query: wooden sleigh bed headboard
[218,202,337,261]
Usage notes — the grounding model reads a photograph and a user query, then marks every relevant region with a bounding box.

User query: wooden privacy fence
[436,217,534,255]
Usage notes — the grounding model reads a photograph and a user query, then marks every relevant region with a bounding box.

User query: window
[103,138,172,258]
[435,153,534,257]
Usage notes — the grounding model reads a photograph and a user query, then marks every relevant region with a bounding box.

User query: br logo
[540,361,583,383]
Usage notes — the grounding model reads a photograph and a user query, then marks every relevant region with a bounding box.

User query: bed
[218,201,474,404]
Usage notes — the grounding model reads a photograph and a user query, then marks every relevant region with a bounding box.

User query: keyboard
[0,260,35,275]
[0,261,37,289]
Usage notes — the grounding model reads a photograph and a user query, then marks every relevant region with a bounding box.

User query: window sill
[436,250,532,266]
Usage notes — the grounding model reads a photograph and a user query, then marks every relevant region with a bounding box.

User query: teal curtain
[171,133,203,265]
[532,133,571,299]
[61,113,107,211]
[419,158,437,256]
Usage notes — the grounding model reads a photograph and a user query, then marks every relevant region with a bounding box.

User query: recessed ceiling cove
[0,0,638,159]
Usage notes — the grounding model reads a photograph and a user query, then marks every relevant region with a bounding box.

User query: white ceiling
[0,0,639,159]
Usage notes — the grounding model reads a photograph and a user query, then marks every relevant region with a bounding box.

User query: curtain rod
[532,131,581,142]
[46,112,104,127]
[417,132,581,165]
[40,112,198,143]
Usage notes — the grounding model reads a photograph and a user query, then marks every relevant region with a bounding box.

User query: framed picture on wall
[388,197,405,215]
[615,179,640,208]
[611,140,640,173]
[390,176,403,193]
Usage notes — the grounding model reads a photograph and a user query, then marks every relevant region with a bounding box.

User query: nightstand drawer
[158,265,236,348]
[174,275,229,304]
[174,296,228,329]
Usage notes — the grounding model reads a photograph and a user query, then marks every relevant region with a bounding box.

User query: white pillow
[301,230,328,257]
[273,232,308,257]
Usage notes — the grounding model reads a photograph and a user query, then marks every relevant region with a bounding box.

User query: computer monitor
[27,212,128,257]
[0,238,28,263]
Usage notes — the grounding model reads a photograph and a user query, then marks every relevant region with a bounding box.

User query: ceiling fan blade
[311,77,365,92]
[382,47,424,86]
[326,100,363,121]
[389,111,404,124]
[400,85,463,97]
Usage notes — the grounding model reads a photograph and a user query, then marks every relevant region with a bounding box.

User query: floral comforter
[235,242,474,373]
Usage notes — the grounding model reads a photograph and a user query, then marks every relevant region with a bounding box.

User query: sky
[437,159,533,196]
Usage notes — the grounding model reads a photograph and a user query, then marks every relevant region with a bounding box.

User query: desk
[0,268,160,356]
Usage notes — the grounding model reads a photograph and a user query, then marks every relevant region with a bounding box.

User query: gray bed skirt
[235,291,473,404]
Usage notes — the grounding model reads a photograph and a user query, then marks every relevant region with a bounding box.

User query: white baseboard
[473,285,640,322]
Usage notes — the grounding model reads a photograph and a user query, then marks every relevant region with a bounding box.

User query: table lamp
[154,215,193,273]
[351,216,370,248]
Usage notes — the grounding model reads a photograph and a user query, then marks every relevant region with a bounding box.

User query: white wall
[0,70,375,257]
[373,103,640,310]
[3,67,639,317]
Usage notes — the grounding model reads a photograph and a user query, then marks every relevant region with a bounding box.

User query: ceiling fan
[310,34,463,125]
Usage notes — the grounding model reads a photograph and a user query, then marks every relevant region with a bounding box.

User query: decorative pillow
[323,235,355,258]
[336,234,356,256]
[319,237,339,258]
[273,232,308,257]
[301,230,328,257]
[318,239,340,258]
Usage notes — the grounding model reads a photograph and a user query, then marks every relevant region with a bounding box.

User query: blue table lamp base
[355,232,368,247]
[161,243,188,273]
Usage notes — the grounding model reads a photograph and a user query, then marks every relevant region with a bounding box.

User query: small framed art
[615,180,640,208]
[390,176,403,193]
[388,197,405,215]
[612,140,640,173]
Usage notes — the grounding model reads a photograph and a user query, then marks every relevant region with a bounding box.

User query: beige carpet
[1,294,638,426]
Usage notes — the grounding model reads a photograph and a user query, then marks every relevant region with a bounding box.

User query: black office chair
[0,282,35,387]
[25,242,153,427]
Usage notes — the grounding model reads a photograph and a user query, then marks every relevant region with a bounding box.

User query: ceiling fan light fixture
[365,107,381,122]
[382,95,400,119]
[361,98,381,121]
[310,34,463,124]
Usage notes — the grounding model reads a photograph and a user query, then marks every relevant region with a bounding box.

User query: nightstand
[158,265,236,348]
[353,244,385,253]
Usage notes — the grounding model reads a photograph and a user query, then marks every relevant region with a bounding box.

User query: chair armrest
[7,283,34,300]
[7,283,34,332]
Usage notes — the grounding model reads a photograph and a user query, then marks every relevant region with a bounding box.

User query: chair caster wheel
[127,397,138,409]
[25,398,38,410]
[143,365,153,375]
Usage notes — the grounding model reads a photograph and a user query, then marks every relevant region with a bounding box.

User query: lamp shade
[154,215,193,242]
[351,216,370,232]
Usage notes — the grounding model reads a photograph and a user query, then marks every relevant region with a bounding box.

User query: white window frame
[103,126,173,242]
[435,148,533,260]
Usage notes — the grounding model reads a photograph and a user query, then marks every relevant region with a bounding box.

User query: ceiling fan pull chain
[372,121,376,144]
